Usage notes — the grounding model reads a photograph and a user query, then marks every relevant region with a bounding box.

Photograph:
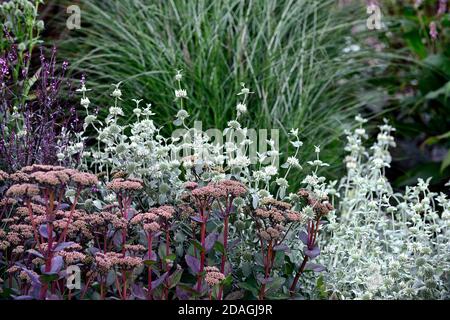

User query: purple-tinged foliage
[0,38,81,173]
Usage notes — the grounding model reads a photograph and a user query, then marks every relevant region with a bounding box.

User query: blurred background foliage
[2,0,449,193]
[379,0,450,190]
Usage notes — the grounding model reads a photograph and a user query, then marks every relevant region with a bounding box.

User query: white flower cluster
[74,73,306,210]
[320,116,450,300]
[73,82,184,206]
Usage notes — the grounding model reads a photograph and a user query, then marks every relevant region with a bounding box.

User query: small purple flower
[438,0,447,15]
[429,22,438,40]
[0,58,8,76]
[0,42,81,172]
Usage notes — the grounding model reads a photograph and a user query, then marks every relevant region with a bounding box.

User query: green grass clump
[55,0,397,184]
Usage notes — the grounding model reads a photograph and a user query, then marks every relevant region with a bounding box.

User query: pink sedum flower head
[6,184,40,197]
[107,178,143,192]
[205,266,225,287]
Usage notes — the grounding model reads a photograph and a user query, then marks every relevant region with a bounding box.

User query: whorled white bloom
[276,177,289,188]
[176,109,189,120]
[175,70,183,81]
[80,97,90,108]
[286,156,301,168]
[109,106,124,116]
[264,165,278,176]
[133,108,142,117]
[302,174,318,187]
[290,128,299,137]
[355,114,368,124]
[236,102,247,115]
[84,114,96,125]
[252,170,265,181]
[175,89,187,99]
[104,194,116,203]
[227,120,241,129]
[355,128,365,135]
[228,155,250,168]
[111,88,122,99]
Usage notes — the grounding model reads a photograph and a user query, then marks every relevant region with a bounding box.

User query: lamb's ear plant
[320,115,450,300]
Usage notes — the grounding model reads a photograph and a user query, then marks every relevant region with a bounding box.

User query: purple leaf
[143,252,157,265]
[228,238,240,250]
[218,232,224,245]
[112,230,123,247]
[185,255,200,274]
[53,241,75,252]
[39,224,56,239]
[305,263,326,272]
[40,255,64,274]
[299,231,308,245]
[273,243,290,252]
[58,203,70,210]
[224,262,232,276]
[176,286,192,300]
[304,246,320,259]
[215,209,226,219]
[149,251,157,261]
[126,208,136,220]
[151,272,168,290]
[88,247,101,255]
[132,284,146,300]
[18,267,41,286]
[26,249,44,258]
[205,232,219,252]
[24,263,45,298]
[257,274,273,284]
[190,215,204,223]
[153,231,162,238]
[14,295,34,300]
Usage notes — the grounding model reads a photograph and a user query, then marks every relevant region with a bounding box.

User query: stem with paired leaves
[289,217,320,296]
